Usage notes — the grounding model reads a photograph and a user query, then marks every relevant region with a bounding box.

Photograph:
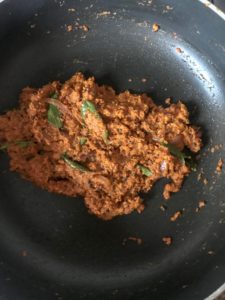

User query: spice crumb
[162,236,172,246]
[68,8,76,12]
[141,78,147,83]
[79,25,89,32]
[176,47,183,53]
[152,23,160,32]
[210,147,215,153]
[97,11,111,17]
[128,78,132,82]
[216,158,223,174]
[170,210,182,222]
[122,236,143,245]
[197,172,202,181]
[166,5,173,10]
[203,178,208,185]
[196,200,206,212]
[165,98,172,105]
[67,25,73,32]
[160,204,167,212]
[20,250,28,257]
[215,144,222,151]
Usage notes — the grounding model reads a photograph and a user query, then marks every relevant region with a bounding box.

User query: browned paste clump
[0,73,202,220]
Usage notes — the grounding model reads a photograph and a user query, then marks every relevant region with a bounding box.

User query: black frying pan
[0,0,225,299]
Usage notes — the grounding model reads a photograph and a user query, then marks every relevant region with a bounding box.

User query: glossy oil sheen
[0,0,225,299]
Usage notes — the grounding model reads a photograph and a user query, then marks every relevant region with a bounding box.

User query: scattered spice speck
[152,23,160,32]
[176,47,183,53]
[208,250,215,255]
[170,211,182,222]
[141,78,147,83]
[210,147,215,153]
[122,236,143,245]
[68,8,76,12]
[165,98,172,105]
[166,5,173,10]
[30,24,36,29]
[79,25,89,32]
[67,25,73,32]
[196,200,206,212]
[128,78,132,82]
[216,158,223,174]
[203,178,208,185]
[160,204,167,212]
[162,236,172,246]
[197,172,202,181]
[97,11,111,17]
[20,250,28,257]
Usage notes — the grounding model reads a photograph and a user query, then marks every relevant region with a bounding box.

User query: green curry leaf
[47,91,63,128]
[15,141,33,148]
[49,91,59,99]
[137,164,152,176]
[103,130,109,144]
[0,143,9,150]
[62,154,90,172]
[80,137,87,146]
[81,100,101,120]
[0,140,33,150]
[162,143,197,171]
[47,103,63,128]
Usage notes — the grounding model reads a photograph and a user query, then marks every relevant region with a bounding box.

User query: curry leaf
[62,154,90,172]
[137,164,152,176]
[0,143,9,150]
[0,141,33,150]
[162,143,197,170]
[103,130,109,144]
[49,91,59,99]
[81,101,110,144]
[185,158,197,172]
[15,141,33,148]
[47,103,63,128]
[81,100,101,120]
[162,143,190,164]
[80,137,87,146]
[47,91,63,128]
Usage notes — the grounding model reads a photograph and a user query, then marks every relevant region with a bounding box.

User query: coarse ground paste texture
[0,73,202,220]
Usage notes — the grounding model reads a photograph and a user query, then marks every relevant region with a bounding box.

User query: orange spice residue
[162,236,172,246]
[79,25,89,32]
[123,236,143,245]
[20,250,28,257]
[170,211,182,222]
[160,204,167,212]
[67,25,73,32]
[165,98,172,105]
[176,47,183,53]
[196,200,206,212]
[152,23,160,32]
[216,158,223,174]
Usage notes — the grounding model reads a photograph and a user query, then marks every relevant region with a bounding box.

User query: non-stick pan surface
[0,0,225,299]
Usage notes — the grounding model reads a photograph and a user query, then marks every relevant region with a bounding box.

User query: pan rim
[206,282,225,300]
[198,0,225,20]
[197,2,225,299]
